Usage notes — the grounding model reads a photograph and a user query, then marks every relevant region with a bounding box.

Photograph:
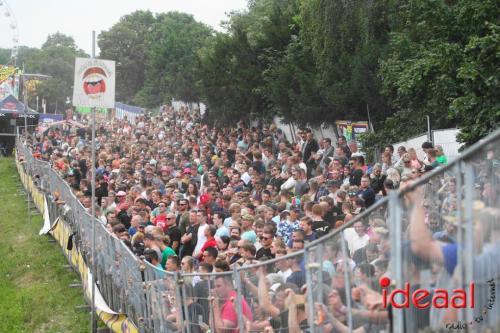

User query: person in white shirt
[393,145,407,168]
[280,169,297,192]
[343,220,370,256]
[193,210,208,257]
[348,140,364,158]
[275,249,292,281]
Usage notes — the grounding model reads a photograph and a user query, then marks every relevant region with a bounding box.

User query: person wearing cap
[180,167,192,189]
[326,179,342,197]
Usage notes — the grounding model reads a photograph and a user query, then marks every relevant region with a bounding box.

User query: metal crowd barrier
[16,129,500,333]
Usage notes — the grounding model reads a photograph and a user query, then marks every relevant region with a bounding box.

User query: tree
[379,0,499,147]
[23,33,87,112]
[263,36,329,125]
[0,48,11,65]
[98,11,156,104]
[198,0,301,124]
[136,12,213,107]
[299,0,392,123]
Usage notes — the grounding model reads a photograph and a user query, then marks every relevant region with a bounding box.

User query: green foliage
[299,0,392,123]
[22,33,88,112]
[98,10,156,104]
[0,48,11,65]
[262,37,328,124]
[8,0,496,146]
[136,12,213,107]
[197,0,301,124]
[379,0,500,147]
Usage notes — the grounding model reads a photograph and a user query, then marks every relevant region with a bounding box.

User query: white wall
[273,116,338,145]
[392,128,461,161]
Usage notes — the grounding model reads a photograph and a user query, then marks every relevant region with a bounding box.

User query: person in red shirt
[211,275,253,332]
[152,201,168,232]
[198,225,217,262]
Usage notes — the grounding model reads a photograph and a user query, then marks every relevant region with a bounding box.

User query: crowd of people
[24,105,499,333]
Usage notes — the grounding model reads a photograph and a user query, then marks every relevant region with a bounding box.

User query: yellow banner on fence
[49,218,139,333]
[16,155,139,333]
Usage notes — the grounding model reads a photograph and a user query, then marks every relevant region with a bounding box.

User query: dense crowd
[25,106,499,333]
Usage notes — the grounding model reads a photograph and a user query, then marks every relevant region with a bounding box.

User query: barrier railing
[16,129,500,333]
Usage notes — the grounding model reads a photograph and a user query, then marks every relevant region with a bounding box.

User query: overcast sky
[0,0,249,55]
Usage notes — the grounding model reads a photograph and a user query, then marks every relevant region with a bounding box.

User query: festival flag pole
[73,31,115,333]
[23,75,30,225]
[90,29,97,333]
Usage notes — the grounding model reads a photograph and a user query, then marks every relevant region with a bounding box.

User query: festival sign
[0,66,16,100]
[72,58,115,109]
[335,120,369,141]
[0,65,16,83]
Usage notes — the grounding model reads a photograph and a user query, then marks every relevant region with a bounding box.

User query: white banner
[72,57,115,108]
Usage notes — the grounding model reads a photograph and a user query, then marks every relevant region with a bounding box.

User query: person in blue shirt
[408,186,499,277]
[358,175,375,207]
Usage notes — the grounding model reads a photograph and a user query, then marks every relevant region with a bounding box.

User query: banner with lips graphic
[72,57,115,108]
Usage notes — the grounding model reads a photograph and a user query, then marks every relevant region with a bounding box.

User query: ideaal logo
[380,276,475,309]
[379,277,496,330]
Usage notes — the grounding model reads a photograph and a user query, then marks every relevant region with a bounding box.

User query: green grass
[0,157,89,333]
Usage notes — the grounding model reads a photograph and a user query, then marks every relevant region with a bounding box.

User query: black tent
[0,95,39,156]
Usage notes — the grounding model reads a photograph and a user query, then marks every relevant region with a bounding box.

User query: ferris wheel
[0,0,20,66]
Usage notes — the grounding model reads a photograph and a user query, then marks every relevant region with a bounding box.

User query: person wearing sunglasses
[165,213,181,253]
[256,224,275,260]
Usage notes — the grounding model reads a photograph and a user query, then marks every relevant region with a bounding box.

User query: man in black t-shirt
[349,155,365,186]
[311,204,330,237]
[256,226,275,260]
[166,212,181,253]
[179,210,199,258]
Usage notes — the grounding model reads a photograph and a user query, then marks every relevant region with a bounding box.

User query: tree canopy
[13,33,88,112]
[2,0,497,147]
[98,10,156,104]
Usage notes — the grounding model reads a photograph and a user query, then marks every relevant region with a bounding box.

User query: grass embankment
[0,157,88,333]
